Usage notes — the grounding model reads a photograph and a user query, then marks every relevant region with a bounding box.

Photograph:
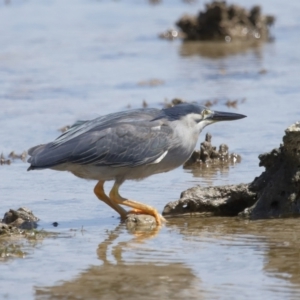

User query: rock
[183,132,241,167]
[176,1,275,41]
[240,122,300,219]
[163,98,186,108]
[164,121,300,220]
[0,153,11,165]
[163,184,256,217]
[158,29,183,40]
[125,214,157,231]
[0,151,27,165]
[1,207,39,232]
[0,223,14,235]
[58,125,71,133]
[8,151,27,161]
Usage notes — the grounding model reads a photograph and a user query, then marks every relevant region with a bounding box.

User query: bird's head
[162,103,246,132]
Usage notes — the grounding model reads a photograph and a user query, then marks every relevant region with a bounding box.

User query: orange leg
[94,181,127,220]
[109,182,166,226]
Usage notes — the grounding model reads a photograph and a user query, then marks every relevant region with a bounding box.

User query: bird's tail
[27,144,47,171]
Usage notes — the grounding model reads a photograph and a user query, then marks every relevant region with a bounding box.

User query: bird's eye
[202,109,210,118]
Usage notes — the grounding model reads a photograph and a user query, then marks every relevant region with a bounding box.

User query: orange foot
[127,208,144,214]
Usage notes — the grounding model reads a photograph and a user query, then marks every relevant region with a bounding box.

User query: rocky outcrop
[163,184,256,217]
[176,1,275,41]
[241,122,300,219]
[163,122,300,220]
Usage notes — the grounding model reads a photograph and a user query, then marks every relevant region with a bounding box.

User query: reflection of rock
[168,217,300,288]
[35,225,203,299]
[163,183,256,217]
[184,133,241,167]
[0,242,26,261]
[177,1,275,41]
[137,78,165,87]
[261,220,300,286]
[0,208,49,261]
[179,40,263,58]
[164,122,300,220]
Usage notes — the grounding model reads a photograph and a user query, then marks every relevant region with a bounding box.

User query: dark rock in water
[163,98,187,108]
[1,207,39,233]
[176,1,275,41]
[0,151,27,165]
[58,125,71,133]
[158,29,184,40]
[183,133,241,167]
[241,122,300,219]
[8,151,27,161]
[125,213,156,231]
[163,184,256,217]
[0,153,11,165]
[163,122,300,220]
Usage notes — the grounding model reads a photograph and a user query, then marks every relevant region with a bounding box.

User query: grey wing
[27,130,106,169]
[52,108,160,146]
[28,122,172,169]
[92,123,172,167]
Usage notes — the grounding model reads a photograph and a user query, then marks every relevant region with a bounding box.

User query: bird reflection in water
[35,223,204,300]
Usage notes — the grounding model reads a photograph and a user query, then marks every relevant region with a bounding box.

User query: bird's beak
[210,110,247,122]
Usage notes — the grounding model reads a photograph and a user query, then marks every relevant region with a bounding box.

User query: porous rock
[125,213,157,231]
[176,1,275,41]
[241,122,300,219]
[163,184,256,217]
[183,133,241,167]
[0,207,39,235]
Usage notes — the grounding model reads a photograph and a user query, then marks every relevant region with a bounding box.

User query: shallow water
[1,0,300,299]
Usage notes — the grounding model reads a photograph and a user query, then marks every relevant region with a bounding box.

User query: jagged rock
[240,122,300,219]
[1,207,39,233]
[163,184,256,217]
[183,133,241,167]
[176,1,275,41]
